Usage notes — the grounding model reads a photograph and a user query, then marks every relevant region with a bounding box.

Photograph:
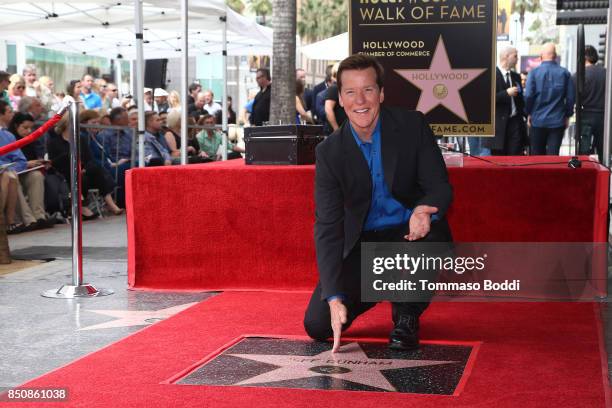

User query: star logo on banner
[78,302,198,331]
[395,36,486,122]
[228,342,457,392]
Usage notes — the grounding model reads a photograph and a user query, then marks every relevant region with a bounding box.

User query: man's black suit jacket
[314,107,453,300]
[486,67,527,151]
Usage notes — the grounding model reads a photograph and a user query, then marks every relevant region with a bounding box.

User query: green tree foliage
[298,0,348,42]
[227,0,245,14]
[511,0,541,37]
[250,0,273,24]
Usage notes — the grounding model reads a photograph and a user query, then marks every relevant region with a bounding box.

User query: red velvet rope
[0,113,64,156]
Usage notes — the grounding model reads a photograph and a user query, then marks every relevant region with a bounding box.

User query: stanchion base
[41,284,114,298]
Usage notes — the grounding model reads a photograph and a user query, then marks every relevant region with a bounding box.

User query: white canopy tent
[0,1,272,58]
[0,0,272,165]
[301,32,348,61]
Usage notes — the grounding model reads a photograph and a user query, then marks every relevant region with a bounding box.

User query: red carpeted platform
[5,293,609,407]
[125,156,609,291]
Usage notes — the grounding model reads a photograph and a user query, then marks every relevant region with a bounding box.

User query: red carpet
[126,157,609,291]
[5,292,609,407]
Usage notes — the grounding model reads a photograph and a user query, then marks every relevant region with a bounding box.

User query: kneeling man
[304,54,453,352]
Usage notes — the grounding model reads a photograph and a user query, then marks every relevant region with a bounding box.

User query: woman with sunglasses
[8,74,25,111]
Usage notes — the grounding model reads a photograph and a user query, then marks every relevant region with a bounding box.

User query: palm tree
[298,0,348,42]
[250,0,273,25]
[227,0,245,14]
[511,0,541,39]
[269,0,296,125]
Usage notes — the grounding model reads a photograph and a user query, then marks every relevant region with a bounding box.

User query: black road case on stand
[244,124,325,165]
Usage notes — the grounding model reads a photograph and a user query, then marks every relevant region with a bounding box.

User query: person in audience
[97,107,133,167]
[0,169,19,234]
[64,79,83,107]
[187,116,199,149]
[0,100,51,231]
[121,95,135,109]
[127,106,139,128]
[0,71,11,105]
[325,62,346,133]
[38,76,61,115]
[47,113,123,218]
[105,83,122,109]
[251,68,271,126]
[143,88,155,112]
[296,79,314,124]
[202,90,222,117]
[312,64,334,121]
[187,82,201,111]
[158,111,168,128]
[214,96,237,125]
[144,112,172,166]
[196,114,244,160]
[8,75,25,111]
[167,90,181,113]
[91,107,131,207]
[95,78,112,112]
[163,110,207,163]
[9,112,45,164]
[17,97,46,158]
[189,92,208,119]
[80,74,102,110]
[79,110,124,214]
[99,114,111,127]
[240,89,258,125]
[297,68,313,112]
[154,89,169,113]
[54,91,66,111]
[22,65,40,98]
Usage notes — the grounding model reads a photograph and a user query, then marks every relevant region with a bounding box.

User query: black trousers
[83,162,115,198]
[578,111,605,162]
[304,219,453,341]
[492,116,527,156]
[530,126,565,155]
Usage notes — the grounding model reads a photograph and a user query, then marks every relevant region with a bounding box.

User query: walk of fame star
[177,338,475,394]
[228,342,457,391]
[395,36,486,122]
[78,302,198,331]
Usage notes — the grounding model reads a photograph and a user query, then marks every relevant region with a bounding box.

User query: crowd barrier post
[42,103,114,299]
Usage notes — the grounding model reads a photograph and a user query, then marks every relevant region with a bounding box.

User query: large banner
[350,0,496,136]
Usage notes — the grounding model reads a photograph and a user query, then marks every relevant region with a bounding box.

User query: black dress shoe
[36,218,55,229]
[389,315,419,350]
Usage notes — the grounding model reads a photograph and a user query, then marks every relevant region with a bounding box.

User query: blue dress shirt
[350,119,413,231]
[81,92,102,110]
[0,128,27,172]
[327,119,438,303]
[524,60,575,128]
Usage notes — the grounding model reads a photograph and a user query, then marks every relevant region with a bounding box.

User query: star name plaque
[175,337,478,395]
[350,0,496,136]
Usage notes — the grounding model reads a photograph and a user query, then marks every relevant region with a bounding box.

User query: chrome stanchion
[42,103,114,298]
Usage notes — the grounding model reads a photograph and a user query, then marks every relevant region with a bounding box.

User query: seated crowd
[0,65,245,235]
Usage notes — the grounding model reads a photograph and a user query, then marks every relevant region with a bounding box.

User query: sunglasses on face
[16,86,25,89]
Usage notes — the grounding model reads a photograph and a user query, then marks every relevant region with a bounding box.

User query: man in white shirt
[202,90,222,117]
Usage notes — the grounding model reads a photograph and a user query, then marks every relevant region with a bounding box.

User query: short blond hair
[166,110,181,129]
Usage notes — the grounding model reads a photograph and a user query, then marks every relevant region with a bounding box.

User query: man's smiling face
[339,67,384,139]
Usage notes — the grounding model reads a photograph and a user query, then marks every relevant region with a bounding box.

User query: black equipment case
[244,124,325,165]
